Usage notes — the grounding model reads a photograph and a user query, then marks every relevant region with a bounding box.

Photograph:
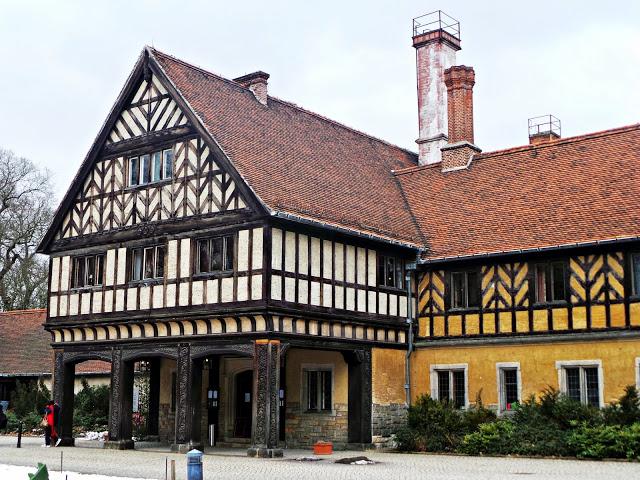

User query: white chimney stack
[412,11,461,165]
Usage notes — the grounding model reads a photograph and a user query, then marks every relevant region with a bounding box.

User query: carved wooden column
[247,339,282,457]
[345,348,373,445]
[173,343,203,452]
[106,348,135,449]
[54,351,76,446]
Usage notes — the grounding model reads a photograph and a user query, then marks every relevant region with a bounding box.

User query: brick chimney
[440,65,481,171]
[528,115,561,145]
[234,71,270,106]
[412,11,461,165]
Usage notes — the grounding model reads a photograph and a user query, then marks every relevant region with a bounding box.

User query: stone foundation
[285,402,348,448]
[371,403,407,448]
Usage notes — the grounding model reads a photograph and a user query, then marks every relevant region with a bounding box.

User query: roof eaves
[419,235,640,265]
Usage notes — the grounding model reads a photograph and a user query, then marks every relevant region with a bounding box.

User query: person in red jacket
[42,401,57,447]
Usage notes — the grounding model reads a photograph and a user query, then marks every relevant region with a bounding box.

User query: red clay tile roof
[396,124,640,260]
[0,309,109,376]
[151,49,424,246]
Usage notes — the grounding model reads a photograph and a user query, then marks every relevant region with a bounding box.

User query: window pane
[437,371,450,402]
[633,254,640,295]
[321,371,332,411]
[152,151,162,182]
[535,264,546,302]
[163,149,174,179]
[77,257,86,287]
[132,249,143,281]
[467,271,479,307]
[87,256,96,286]
[307,371,318,411]
[129,158,139,186]
[565,367,581,402]
[224,236,234,271]
[503,369,519,408]
[198,240,210,273]
[211,238,223,271]
[386,257,395,287]
[552,262,565,301]
[377,257,385,287]
[451,272,465,308]
[584,367,600,407]
[155,247,165,278]
[453,370,465,408]
[395,260,403,289]
[144,247,155,279]
[140,154,151,184]
[96,255,104,286]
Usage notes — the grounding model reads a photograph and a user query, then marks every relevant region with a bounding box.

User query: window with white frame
[196,235,235,274]
[303,367,332,412]
[129,245,165,281]
[71,254,105,288]
[129,148,173,186]
[556,361,602,407]
[497,362,521,412]
[431,364,467,408]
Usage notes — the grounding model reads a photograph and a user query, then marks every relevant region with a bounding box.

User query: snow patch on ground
[0,464,156,480]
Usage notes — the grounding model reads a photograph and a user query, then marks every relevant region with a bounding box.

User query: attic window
[129,148,173,186]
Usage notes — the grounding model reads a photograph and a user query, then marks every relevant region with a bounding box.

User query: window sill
[127,278,164,287]
[192,271,234,281]
[532,300,568,307]
[377,285,406,294]
[125,179,172,191]
[303,409,335,416]
[69,286,104,293]
[447,306,480,314]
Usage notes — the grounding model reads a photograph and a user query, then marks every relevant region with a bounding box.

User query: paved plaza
[2,436,640,480]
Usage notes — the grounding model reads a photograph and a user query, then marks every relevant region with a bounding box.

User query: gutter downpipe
[405,261,417,406]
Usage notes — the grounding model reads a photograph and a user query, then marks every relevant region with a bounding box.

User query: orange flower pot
[313,441,333,455]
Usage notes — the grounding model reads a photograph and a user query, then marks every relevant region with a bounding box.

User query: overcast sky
[1,0,639,199]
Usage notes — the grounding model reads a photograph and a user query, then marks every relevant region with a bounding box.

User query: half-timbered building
[39,11,640,455]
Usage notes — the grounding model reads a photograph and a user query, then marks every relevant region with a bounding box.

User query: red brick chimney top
[444,65,476,145]
[233,71,270,106]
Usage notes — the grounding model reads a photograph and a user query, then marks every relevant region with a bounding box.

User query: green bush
[567,423,640,459]
[603,386,640,426]
[460,420,515,455]
[9,379,50,419]
[5,409,43,433]
[396,394,495,452]
[73,379,109,431]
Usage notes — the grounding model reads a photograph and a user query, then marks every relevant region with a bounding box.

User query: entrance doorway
[234,370,253,438]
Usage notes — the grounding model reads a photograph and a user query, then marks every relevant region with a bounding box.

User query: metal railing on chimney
[413,10,460,39]
[528,115,561,137]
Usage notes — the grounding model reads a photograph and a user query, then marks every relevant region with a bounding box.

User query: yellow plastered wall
[159,357,177,404]
[372,348,406,405]
[412,338,640,406]
[286,349,348,404]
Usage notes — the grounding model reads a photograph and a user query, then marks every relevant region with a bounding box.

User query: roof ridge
[393,122,640,176]
[0,308,46,315]
[150,47,419,160]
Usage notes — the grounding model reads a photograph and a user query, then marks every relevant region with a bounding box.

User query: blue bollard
[186,449,203,480]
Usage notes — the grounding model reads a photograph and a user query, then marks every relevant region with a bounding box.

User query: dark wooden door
[234,370,253,438]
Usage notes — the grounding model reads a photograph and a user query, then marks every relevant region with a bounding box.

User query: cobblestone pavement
[2,435,640,480]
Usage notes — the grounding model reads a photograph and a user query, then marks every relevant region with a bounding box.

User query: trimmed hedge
[398,386,640,460]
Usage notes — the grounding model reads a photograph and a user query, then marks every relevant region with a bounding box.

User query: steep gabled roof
[395,124,640,260]
[150,48,423,246]
[0,309,109,376]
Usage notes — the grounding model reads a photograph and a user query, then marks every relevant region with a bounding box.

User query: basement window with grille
[430,364,468,409]
[303,367,333,413]
[532,261,567,303]
[129,148,174,186]
[129,245,165,281]
[71,254,105,289]
[556,360,602,408]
